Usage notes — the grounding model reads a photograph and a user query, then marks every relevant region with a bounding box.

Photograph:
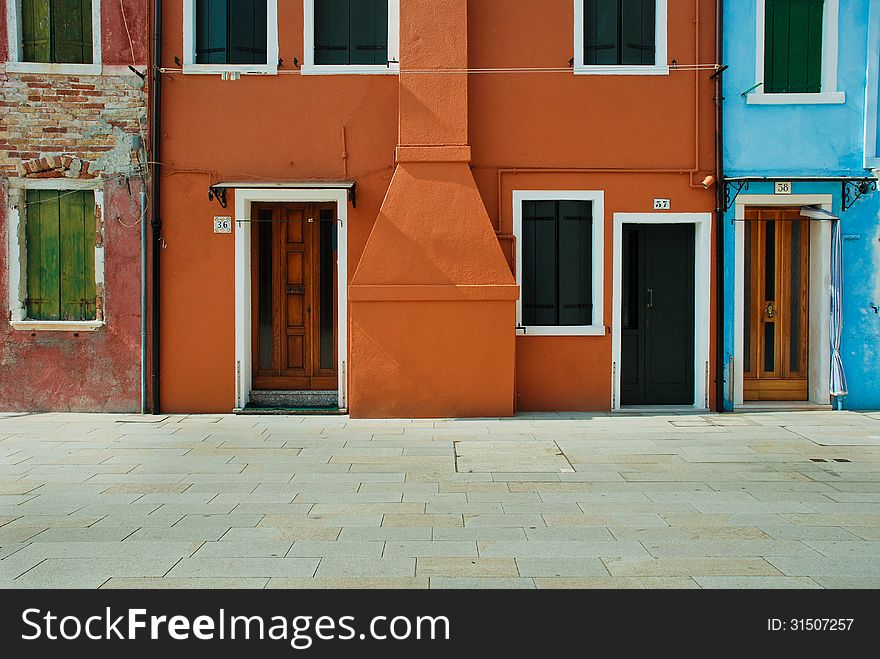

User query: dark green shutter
[21,0,51,63]
[26,190,61,321]
[621,0,655,65]
[59,191,96,321]
[522,201,558,326]
[557,201,593,326]
[584,0,619,65]
[765,0,824,93]
[26,190,95,322]
[229,0,267,64]
[315,0,351,65]
[350,0,388,65]
[196,0,228,64]
[52,0,93,64]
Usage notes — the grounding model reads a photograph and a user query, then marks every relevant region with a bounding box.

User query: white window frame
[748,0,845,105]
[302,0,399,75]
[865,0,880,168]
[573,0,668,76]
[5,0,102,75]
[513,190,605,337]
[183,0,279,75]
[6,179,105,332]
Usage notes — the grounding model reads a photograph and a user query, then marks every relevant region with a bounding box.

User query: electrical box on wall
[214,217,232,234]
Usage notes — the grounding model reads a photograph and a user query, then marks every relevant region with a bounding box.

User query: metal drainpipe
[140,181,148,413]
[715,0,726,413]
[150,0,163,414]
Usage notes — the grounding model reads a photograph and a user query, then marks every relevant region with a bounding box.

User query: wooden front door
[743,208,810,401]
[251,203,338,391]
[621,224,696,406]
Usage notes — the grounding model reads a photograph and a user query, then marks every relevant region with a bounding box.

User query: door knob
[646,289,654,310]
[764,303,776,319]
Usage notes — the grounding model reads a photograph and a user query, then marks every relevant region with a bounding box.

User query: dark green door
[621,224,695,405]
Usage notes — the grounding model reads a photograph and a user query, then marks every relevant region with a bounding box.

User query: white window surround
[5,0,102,75]
[302,0,399,75]
[234,188,349,411]
[748,0,845,105]
[573,0,669,76]
[731,195,832,407]
[182,0,279,75]
[6,178,105,332]
[865,0,880,168]
[513,190,605,337]
[610,213,712,411]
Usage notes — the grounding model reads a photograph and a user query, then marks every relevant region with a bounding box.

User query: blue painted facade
[723,0,880,410]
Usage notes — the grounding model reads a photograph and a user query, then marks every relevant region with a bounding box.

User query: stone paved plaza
[1,410,880,589]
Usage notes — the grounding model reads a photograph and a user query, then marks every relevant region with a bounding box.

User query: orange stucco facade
[157,0,718,417]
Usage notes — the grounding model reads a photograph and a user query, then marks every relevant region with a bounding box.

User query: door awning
[208,181,357,209]
[800,206,839,221]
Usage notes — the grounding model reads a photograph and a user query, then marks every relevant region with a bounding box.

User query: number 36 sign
[214,217,233,234]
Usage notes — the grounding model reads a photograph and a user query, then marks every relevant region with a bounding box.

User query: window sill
[10,320,104,332]
[182,64,278,76]
[5,62,102,76]
[574,64,669,76]
[516,326,607,337]
[745,91,846,105]
[300,64,400,76]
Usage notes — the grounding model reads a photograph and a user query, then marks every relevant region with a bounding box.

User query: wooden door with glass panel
[251,203,338,391]
[743,208,810,401]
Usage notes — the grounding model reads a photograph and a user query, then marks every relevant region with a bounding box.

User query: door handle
[646,288,654,310]
[764,303,775,319]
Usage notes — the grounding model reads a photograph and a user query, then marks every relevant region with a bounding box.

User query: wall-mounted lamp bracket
[724,180,749,211]
[842,179,877,212]
[208,186,227,209]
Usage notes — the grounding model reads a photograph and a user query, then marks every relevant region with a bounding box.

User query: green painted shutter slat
[59,191,95,321]
[196,0,228,64]
[315,0,351,65]
[557,201,593,327]
[21,0,51,63]
[350,0,388,65]
[52,0,92,64]
[229,0,267,65]
[26,190,61,321]
[621,0,655,65]
[522,201,558,326]
[766,0,823,93]
[584,0,619,65]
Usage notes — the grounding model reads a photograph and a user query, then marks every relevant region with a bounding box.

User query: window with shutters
[749,0,844,104]
[574,0,668,75]
[514,192,606,336]
[183,0,278,73]
[303,0,400,74]
[7,0,100,72]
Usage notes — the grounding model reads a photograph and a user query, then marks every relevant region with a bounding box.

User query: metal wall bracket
[208,186,227,209]
[724,180,749,211]
[348,183,357,209]
[842,179,877,212]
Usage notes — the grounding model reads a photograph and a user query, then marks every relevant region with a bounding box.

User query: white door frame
[611,213,713,410]
[234,188,349,410]
[732,194,832,407]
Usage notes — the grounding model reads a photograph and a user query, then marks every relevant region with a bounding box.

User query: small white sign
[653,198,671,211]
[214,216,232,234]
[775,181,792,195]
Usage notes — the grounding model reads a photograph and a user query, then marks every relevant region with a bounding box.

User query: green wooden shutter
[59,191,96,321]
[765,0,824,93]
[522,201,558,326]
[584,0,619,65]
[26,190,61,321]
[229,0,267,64]
[52,0,93,64]
[196,0,228,63]
[350,0,388,65]
[22,0,51,62]
[557,201,593,326]
[621,0,655,65]
[315,0,351,65]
